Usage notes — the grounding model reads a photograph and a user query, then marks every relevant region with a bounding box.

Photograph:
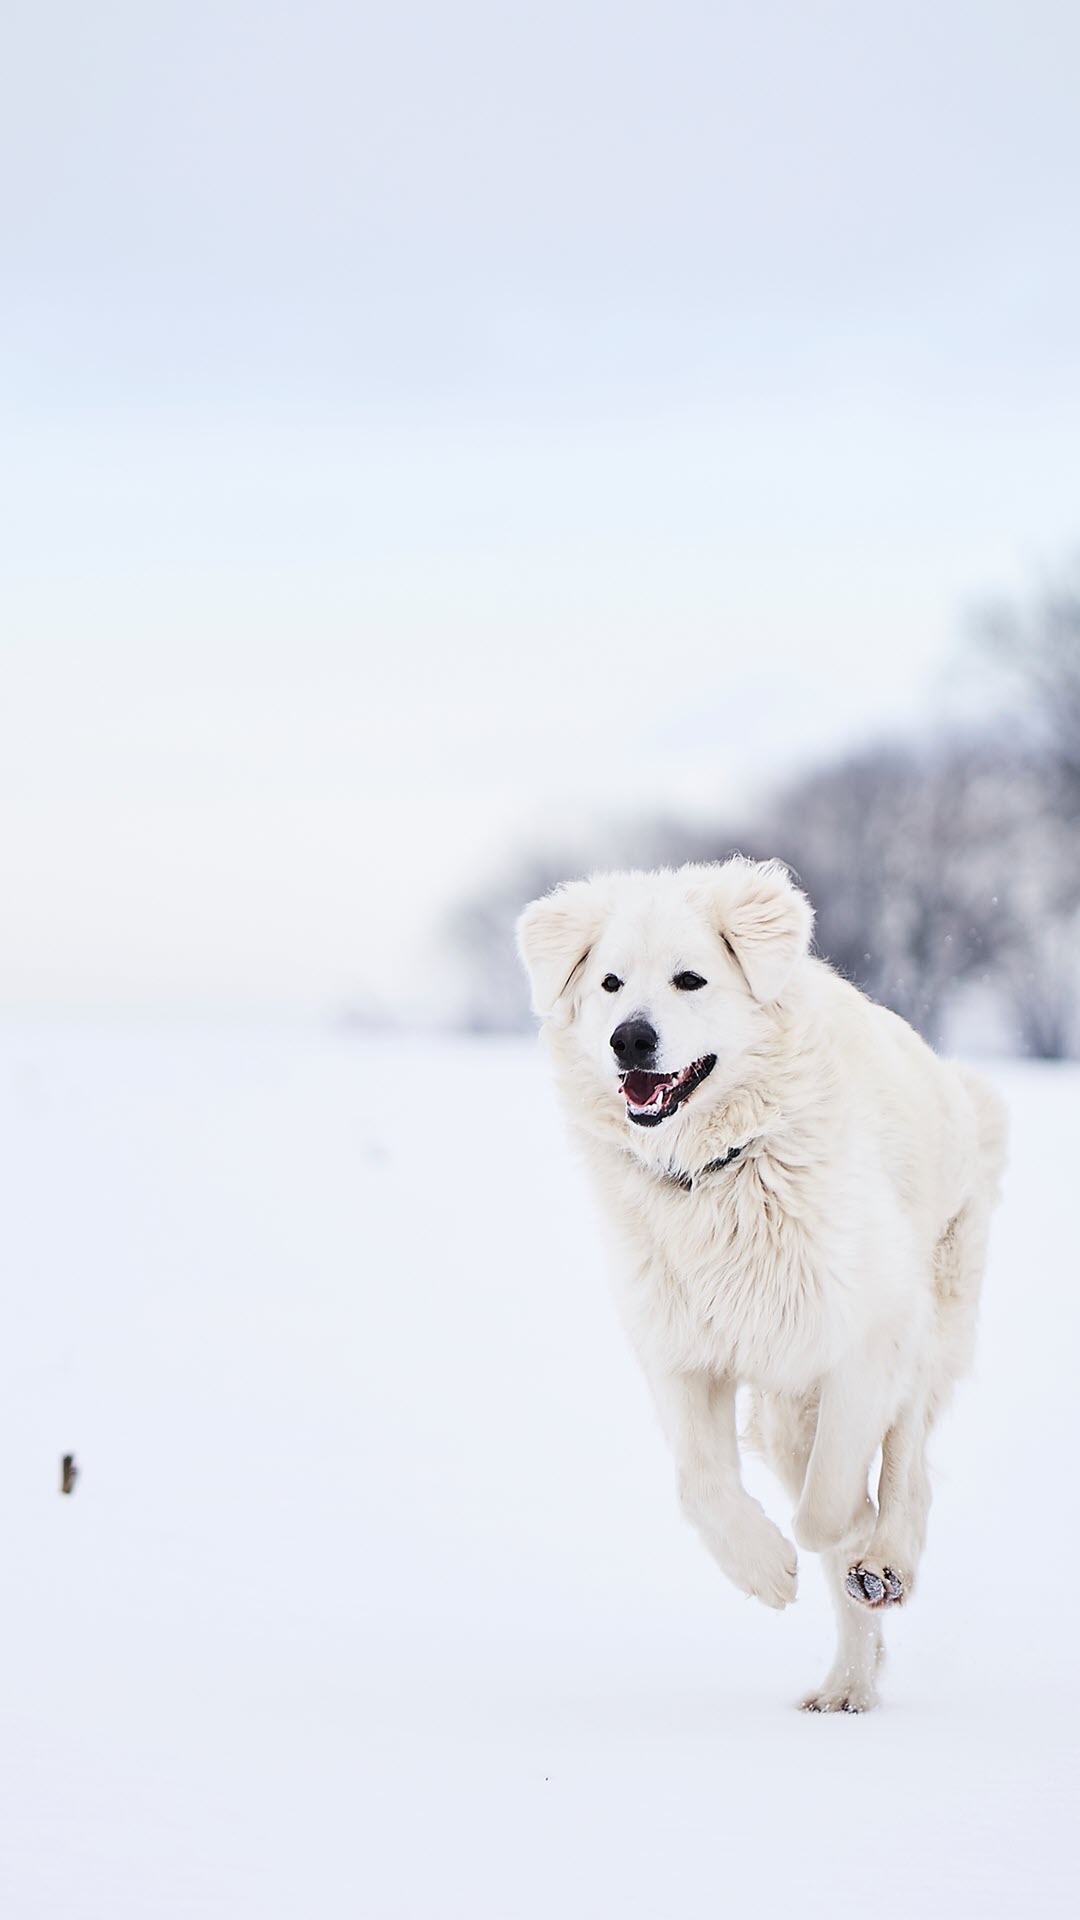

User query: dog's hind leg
[801,1550,886,1713]
[845,1396,932,1612]
[753,1393,885,1713]
[753,1390,887,1720]
[847,1173,1000,1616]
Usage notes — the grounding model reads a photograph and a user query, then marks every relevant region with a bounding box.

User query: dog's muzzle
[620,1055,717,1127]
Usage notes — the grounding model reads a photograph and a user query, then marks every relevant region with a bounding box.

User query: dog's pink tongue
[622,1071,666,1106]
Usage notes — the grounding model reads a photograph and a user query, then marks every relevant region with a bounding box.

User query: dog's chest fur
[599,1149,856,1391]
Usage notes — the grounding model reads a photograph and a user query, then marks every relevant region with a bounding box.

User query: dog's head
[516,858,813,1149]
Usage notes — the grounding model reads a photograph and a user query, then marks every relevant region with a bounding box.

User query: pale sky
[3,1,1078,1013]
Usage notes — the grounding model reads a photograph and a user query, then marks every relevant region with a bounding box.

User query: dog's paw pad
[845,1563,903,1609]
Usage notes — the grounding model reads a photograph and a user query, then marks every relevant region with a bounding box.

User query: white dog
[517,858,1005,1711]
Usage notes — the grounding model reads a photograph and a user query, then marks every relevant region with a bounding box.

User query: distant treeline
[449,565,1080,1057]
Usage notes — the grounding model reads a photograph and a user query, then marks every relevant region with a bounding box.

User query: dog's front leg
[654,1369,798,1609]
[792,1344,896,1555]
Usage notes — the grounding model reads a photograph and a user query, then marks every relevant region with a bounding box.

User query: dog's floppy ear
[516,878,607,1020]
[702,858,813,1004]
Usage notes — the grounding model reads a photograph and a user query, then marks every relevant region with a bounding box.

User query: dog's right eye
[601,974,622,993]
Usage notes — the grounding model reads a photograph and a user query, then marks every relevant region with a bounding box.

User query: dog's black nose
[610,1018,659,1065]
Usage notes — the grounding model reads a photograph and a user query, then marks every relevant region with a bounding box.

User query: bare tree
[765,744,987,1043]
[769,736,1080,1055]
[448,562,1080,1053]
[980,559,1080,784]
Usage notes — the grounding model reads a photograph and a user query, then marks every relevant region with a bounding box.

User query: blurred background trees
[450,564,1080,1055]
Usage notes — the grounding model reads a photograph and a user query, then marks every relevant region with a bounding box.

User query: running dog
[517,857,1005,1710]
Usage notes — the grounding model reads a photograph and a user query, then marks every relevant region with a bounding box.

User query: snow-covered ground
[0,1024,1074,1917]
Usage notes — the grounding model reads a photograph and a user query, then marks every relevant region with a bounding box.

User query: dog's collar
[634,1140,748,1192]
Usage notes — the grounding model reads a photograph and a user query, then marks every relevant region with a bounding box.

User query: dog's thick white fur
[517,858,1005,1711]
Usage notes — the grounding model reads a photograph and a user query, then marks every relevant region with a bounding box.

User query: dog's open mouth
[619,1055,716,1127]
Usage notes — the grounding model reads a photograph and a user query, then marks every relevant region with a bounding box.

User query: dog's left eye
[601,974,622,993]
[673,971,707,991]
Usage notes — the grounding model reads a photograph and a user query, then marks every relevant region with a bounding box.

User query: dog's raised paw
[845,1562,903,1609]
[731,1514,799,1610]
[687,1490,799,1609]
